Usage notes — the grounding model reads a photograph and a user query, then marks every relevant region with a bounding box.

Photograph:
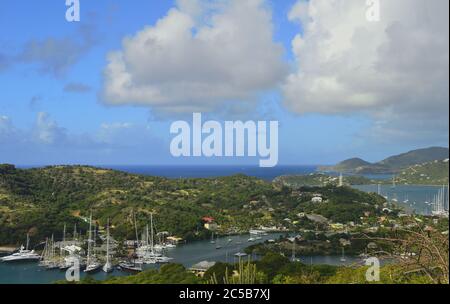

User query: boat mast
[291,240,296,261]
[87,212,92,266]
[41,237,48,261]
[133,211,139,247]
[51,234,55,260]
[150,213,154,254]
[105,219,110,267]
[146,225,149,247]
[60,224,66,257]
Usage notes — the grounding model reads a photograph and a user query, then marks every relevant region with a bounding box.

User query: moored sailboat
[84,212,102,273]
[102,219,114,273]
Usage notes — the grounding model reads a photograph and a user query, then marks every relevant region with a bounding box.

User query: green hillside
[273,173,375,187]
[379,147,449,170]
[319,147,449,174]
[0,165,384,246]
[396,159,449,185]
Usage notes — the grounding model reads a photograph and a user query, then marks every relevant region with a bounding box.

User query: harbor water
[0,232,360,284]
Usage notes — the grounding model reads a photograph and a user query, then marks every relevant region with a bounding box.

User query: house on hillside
[202,217,218,231]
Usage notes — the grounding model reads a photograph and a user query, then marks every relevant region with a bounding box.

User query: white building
[311,196,323,203]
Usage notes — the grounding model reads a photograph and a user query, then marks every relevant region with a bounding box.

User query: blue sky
[0,0,448,166]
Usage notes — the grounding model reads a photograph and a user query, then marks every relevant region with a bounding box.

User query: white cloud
[0,115,12,132]
[283,0,449,142]
[33,112,67,145]
[102,0,287,114]
[0,115,16,142]
[0,113,168,165]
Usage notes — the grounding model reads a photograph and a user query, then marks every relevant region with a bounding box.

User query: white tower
[338,173,344,187]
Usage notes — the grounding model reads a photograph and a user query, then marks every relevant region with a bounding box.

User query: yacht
[85,261,102,273]
[1,234,40,262]
[154,256,173,263]
[1,245,40,262]
[118,260,143,273]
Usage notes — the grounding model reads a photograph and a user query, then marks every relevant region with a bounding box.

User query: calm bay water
[0,233,361,284]
[353,184,448,215]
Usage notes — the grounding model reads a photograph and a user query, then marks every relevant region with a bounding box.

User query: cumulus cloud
[102,0,287,114]
[283,0,449,143]
[33,112,67,145]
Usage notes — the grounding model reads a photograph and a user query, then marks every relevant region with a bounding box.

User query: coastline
[0,246,16,254]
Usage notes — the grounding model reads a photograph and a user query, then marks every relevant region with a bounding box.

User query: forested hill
[0,165,384,246]
[396,159,449,185]
[319,147,449,174]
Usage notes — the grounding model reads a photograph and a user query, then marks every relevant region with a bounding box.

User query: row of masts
[35,212,176,273]
[432,185,449,216]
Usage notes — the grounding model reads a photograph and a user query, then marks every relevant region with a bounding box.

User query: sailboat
[102,219,114,273]
[39,237,50,267]
[291,240,300,262]
[44,234,59,270]
[391,175,396,189]
[59,224,84,271]
[403,194,409,204]
[210,231,216,244]
[118,260,143,273]
[1,233,40,262]
[215,234,222,250]
[58,224,66,269]
[119,211,143,273]
[137,213,172,264]
[234,244,247,259]
[432,185,449,217]
[340,247,347,262]
[84,212,102,273]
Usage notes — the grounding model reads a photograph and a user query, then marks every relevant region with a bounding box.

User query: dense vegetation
[0,165,383,247]
[395,160,449,185]
[274,173,376,187]
[71,252,434,284]
[319,147,449,174]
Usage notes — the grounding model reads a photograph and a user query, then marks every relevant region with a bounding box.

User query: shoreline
[0,246,17,253]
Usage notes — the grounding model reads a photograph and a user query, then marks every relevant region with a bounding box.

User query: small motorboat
[118,261,143,273]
